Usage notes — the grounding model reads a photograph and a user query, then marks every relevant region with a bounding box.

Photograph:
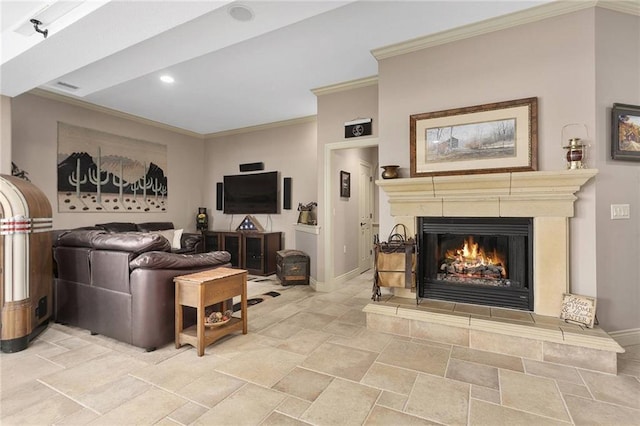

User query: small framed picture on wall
[611,103,640,161]
[340,170,350,198]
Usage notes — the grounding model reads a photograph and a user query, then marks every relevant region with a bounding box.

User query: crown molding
[204,115,317,139]
[372,1,599,60]
[28,88,205,139]
[311,75,378,96]
[596,0,640,16]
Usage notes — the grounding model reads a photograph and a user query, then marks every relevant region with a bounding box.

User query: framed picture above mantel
[410,97,538,177]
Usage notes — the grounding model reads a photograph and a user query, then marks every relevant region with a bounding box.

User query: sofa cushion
[136,222,174,232]
[96,222,137,233]
[129,251,231,270]
[91,232,171,255]
[56,229,107,248]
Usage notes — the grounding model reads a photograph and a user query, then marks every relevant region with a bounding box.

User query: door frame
[358,159,374,273]
[323,137,378,289]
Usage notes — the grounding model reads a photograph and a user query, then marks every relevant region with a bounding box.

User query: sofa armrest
[181,233,203,253]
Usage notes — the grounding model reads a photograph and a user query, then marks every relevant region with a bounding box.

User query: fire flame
[445,237,506,277]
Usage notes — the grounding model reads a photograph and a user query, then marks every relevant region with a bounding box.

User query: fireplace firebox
[417,217,533,311]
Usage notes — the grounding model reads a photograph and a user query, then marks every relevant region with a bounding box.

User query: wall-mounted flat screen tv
[223,171,278,214]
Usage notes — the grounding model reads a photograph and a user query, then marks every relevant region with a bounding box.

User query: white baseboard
[609,328,640,347]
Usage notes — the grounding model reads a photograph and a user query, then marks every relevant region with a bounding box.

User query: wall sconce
[30,19,48,39]
[561,123,590,170]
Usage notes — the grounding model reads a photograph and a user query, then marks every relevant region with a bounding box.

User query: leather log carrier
[372,224,416,302]
[0,175,53,353]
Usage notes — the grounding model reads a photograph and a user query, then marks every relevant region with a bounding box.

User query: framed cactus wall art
[57,122,168,213]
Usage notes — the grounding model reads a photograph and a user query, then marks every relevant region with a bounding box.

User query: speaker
[283,177,292,210]
[216,182,223,211]
[239,162,264,172]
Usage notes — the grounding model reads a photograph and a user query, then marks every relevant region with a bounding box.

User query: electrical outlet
[611,204,630,220]
[343,245,347,253]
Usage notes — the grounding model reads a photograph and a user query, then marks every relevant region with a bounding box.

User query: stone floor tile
[192,383,287,425]
[300,378,380,426]
[555,380,593,399]
[377,339,450,376]
[361,362,418,395]
[0,393,84,425]
[286,311,338,330]
[174,370,246,408]
[338,307,367,325]
[469,399,569,425]
[405,373,470,425]
[56,408,101,425]
[0,352,65,393]
[259,321,304,340]
[619,344,640,361]
[376,391,408,411]
[301,342,378,381]
[39,352,146,399]
[276,396,312,418]
[564,394,640,425]
[215,346,305,387]
[272,367,334,401]
[470,384,501,404]
[451,346,524,372]
[0,379,58,417]
[45,342,111,368]
[446,358,499,389]
[88,387,188,426]
[276,329,332,355]
[579,368,640,410]
[618,358,640,378]
[262,411,309,426]
[166,401,208,425]
[365,405,439,425]
[499,369,571,422]
[523,358,583,384]
[329,328,395,353]
[130,350,228,391]
[322,320,363,337]
[76,374,150,414]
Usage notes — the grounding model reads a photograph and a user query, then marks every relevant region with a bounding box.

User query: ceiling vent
[53,81,79,91]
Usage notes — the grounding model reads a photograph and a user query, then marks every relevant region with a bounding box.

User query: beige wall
[203,119,318,252]
[375,7,637,331]
[1,95,11,174]
[316,82,379,284]
[594,8,640,331]
[10,93,206,231]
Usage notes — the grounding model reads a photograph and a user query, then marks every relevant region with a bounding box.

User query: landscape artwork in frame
[410,97,538,177]
[57,122,168,213]
[611,103,640,161]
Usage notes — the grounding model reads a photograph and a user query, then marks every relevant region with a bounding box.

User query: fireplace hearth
[418,217,533,310]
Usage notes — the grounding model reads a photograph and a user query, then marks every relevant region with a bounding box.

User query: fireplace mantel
[377,169,598,316]
[377,169,598,218]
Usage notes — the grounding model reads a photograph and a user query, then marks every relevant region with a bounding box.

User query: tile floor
[1,272,639,425]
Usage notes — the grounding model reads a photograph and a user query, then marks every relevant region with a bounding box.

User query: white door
[358,161,373,272]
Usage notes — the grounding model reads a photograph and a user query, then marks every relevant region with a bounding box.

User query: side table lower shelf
[177,318,244,351]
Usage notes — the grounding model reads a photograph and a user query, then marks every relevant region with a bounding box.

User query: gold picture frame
[410,97,538,177]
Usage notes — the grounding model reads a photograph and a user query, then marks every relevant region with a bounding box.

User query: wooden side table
[174,267,248,356]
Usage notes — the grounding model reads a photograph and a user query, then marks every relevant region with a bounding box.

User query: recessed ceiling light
[160,75,175,84]
[228,4,254,22]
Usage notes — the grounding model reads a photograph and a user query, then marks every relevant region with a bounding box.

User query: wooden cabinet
[203,231,281,276]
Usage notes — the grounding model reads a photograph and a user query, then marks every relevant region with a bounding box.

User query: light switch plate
[611,204,630,220]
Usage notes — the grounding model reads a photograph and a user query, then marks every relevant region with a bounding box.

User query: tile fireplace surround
[365,169,625,374]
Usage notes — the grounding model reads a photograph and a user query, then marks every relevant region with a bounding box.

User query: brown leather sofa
[53,229,231,351]
[95,221,203,254]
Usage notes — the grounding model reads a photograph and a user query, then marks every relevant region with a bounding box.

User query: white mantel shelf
[376,169,598,218]
[294,223,321,234]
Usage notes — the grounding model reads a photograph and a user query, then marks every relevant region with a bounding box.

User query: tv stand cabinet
[203,231,282,276]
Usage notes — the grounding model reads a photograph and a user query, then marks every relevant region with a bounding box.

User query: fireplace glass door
[418,217,533,311]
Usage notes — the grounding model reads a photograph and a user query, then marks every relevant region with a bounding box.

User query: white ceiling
[1,0,551,135]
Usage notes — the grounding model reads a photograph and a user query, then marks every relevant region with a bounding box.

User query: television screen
[223,171,278,214]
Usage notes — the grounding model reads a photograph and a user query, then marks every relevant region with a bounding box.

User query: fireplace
[418,217,533,311]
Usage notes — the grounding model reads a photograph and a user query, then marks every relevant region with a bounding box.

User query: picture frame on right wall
[611,103,640,161]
